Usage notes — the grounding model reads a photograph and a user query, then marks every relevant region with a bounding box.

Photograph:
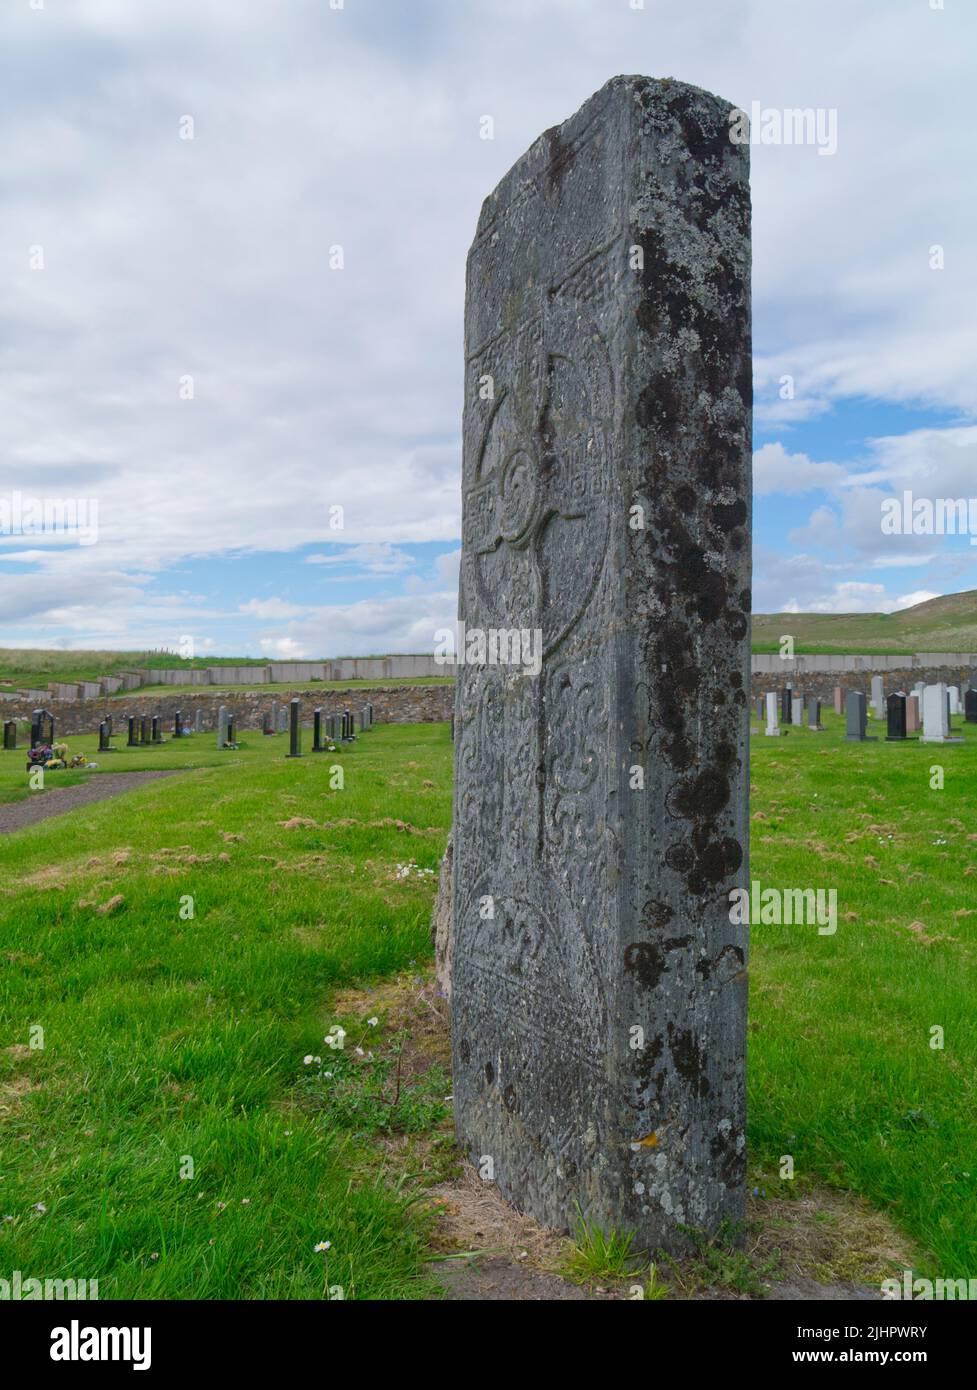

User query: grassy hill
[753,590,977,654]
[2,590,977,686]
[0,650,436,691]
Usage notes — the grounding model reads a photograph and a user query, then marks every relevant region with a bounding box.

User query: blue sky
[2,0,975,657]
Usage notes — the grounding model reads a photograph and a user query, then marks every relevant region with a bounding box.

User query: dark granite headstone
[98,721,110,752]
[845,690,877,742]
[287,699,302,757]
[325,714,337,744]
[226,715,236,744]
[127,716,138,746]
[451,77,752,1250]
[780,687,792,723]
[140,716,150,744]
[174,710,183,739]
[151,715,162,743]
[966,690,977,724]
[885,692,911,742]
[312,708,323,752]
[31,708,54,748]
[806,697,822,730]
[3,720,16,751]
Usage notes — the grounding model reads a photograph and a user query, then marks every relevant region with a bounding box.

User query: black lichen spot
[670,768,731,820]
[503,1084,518,1113]
[640,899,673,931]
[710,1125,746,1187]
[636,372,682,437]
[624,941,667,990]
[665,842,694,875]
[667,1023,710,1099]
[485,1061,494,1085]
[632,1032,665,1101]
[725,610,749,642]
[460,1038,471,1064]
[738,588,752,612]
[544,126,576,196]
[709,499,748,533]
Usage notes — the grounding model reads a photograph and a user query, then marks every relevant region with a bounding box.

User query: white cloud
[753,442,846,496]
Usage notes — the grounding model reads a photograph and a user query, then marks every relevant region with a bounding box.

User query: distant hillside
[752,590,977,654]
[0,649,440,690]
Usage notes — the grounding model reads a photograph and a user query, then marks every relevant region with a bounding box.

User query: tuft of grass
[562,1205,637,1283]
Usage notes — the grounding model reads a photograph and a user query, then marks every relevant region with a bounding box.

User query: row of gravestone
[220,698,375,753]
[758,683,977,743]
[2,701,377,756]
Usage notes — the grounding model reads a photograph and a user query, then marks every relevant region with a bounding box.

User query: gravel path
[0,770,184,835]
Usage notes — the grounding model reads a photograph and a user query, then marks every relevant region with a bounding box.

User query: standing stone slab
[886,693,911,742]
[845,690,876,742]
[452,76,752,1250]
[764,691,781,737]
[870,675,884,719]
[3,720,16,751]
[791,691,804,726]
[907,694,921,732]
[965,690,977,724]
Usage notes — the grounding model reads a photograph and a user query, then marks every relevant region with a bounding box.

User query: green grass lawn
[0,724,452,1298]
[0,712,975,1297]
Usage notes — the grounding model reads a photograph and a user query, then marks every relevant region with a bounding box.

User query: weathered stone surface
[451,75,752,1250]
[432,831,454,1000]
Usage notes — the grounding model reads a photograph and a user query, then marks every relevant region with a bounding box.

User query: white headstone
[765,692,781,736]
[921,683,962,743]
[791,692,803,726]
[870,675,885,719]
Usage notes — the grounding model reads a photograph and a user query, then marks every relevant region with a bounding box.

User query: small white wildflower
[367,1017,378,1027]
[314,1240,332,1253]
[303,1054,314,1065]
[33,1202,47,1214]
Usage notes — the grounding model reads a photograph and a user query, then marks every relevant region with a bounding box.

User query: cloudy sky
[2,0,975,657]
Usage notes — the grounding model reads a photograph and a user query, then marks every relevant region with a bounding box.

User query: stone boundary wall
[752,652,977,675]
[0,685,453,736]
[751,666,977,704]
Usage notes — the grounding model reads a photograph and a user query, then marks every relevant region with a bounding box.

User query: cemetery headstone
[921,683,962,744]
[343,710,355,742]
[98,721,111,752]
[287,699,302,758]
[358,709,367,734]
[127,716,138,746]
[226,715,236,744]
[151,715,162,743]
[845,690,877,742]
[780,687,792,723]
[870,675,885,720]
[325,714,337,744]
[217,705,228,750]
[906,695,921,732]
[174,710,183,739]
[31,708,54,748]
[949,685,960,716]
[755,695,763,722]
[271,700,279,732]
[965,689,977,724]
[451,76,751,1249]
[806,697,822,730]
[833,686,843,716]
[885,692,912,742]
[791,691,803,726]
[140,716,151,745]
[263,710,274,736]
[195,708,204,734]
[764,692,782,737]
[105,715,113,736]
[3,720,16,751]
[312,708,323,752]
